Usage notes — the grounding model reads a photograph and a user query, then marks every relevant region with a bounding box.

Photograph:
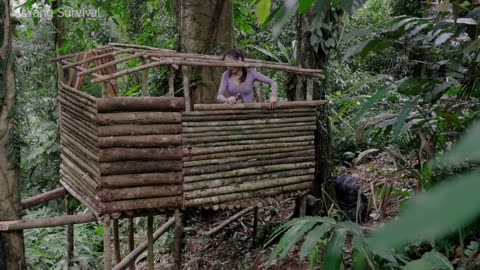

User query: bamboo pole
[183,141,313,156]
[184,168,315,191]
[97,112,181,125]
[97,134,182,148]
[113,219,121,265]
[174,209,182,270]
[147,215,154,270]
[201,207,254,237]
[0,213,96,231]
[183,131,312,144]
[182,66,191,112]
[186,135,315,148]
[184,162,314,183]
[183,144,313,161]
[182,112,314,122]
[101,196,183,212]
[101,172,183,188]
[21,187,67,210]
[97,97,185,113]
[99,147,182,162]
[59,81,97,104]
[194,100,327,110]
[184,149,314,168]
[184,181,311,207]
[60,178,102,218]
[112,217,175,270]
[77,52,146,77]
[97,185,182,202]
[104,215,112,270]
[182,108,313,116]
[186,175,313,199]
[182,116,316,127]
[100,160,182,176]
[183,156,314,176]
[98,124,182,137]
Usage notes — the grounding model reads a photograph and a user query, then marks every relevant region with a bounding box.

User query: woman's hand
[269,95,277,109]
[225,96,236,104]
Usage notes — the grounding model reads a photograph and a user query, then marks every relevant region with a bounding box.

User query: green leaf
[397,78,427,96]
[255,0,271,24]
[403,251,454,270]
[297,0,314,13]
[366,171,480,251]
[392,100,415,140]
[270,0,299,37]
[354,84,394,121]
[323,228,347,270]
[434,32,453,46]
[441,121,480,163]
[299,223,333,260]
[250,45,282,62]
[343,39,392,61]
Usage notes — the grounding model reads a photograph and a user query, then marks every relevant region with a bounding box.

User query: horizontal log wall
[97,97,185,211]
[182,107,316,207]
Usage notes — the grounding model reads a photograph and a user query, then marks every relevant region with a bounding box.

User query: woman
[217,48,278,108]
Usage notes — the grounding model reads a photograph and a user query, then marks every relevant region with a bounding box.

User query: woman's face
[224,56,242,73]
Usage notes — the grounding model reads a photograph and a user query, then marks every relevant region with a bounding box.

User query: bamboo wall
[182,106,316,208]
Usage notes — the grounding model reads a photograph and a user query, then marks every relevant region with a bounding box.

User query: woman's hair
[223,48,248,83]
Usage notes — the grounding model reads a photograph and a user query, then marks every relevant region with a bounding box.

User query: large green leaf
[354,83,394,121]
[299,223,333,260]
[403,251,454,270]
[323,228,347,270]
[441,121,480,163]
[255,0,271,24]
[343,39,393,61]
[392,100,415,140]
[397,78,427,96]
[297,0,314,13]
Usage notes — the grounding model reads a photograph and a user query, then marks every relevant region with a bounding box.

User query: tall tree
[175,0,233,104]
[0,0,26,269]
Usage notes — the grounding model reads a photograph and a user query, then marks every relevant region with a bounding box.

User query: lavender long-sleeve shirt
[217,69,278,103]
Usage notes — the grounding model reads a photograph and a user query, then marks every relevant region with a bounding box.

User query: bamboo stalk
[0,213,96,231]
[60,178,102,218]
[182,112,314,122]
[97,185,183,202]
[97,135,182,148]
[183,144,313,161]
[194,100,327,110]
[183,125,315,137]
[184,162,314,182]
[183,131,312,144]
[201,207,254,236]
[96,97,185,113]
[98,124,182,137]
[21,187,67,210]
[59,81,98,103]
[184,181,312,207]
[183,156,314,176]
[186,175,313,199]
[182,121,316,133]
[97,112,181,125]
[112,217,175,270]
[182,108,313,116]
[182,116,316,127]
[100,160,182,176]
[99,147,182,162]
[101,196,183,212]
[101,172,183,188]
[184,168,315,191]
[185,135,315,148]
[184,149,314,168]
[183,141,313,156]
[78,52,145,76]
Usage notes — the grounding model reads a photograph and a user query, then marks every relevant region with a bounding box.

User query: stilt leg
[174,209,183,270]
[252,206,259,246]
[147,215,154,270]
[103,215,112,270]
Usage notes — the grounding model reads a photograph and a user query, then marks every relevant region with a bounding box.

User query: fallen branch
[201,207,255,237]
[21,187,67,210]
[0,213,97,231]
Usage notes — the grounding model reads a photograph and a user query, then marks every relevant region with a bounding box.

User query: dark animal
[333,174,368,222]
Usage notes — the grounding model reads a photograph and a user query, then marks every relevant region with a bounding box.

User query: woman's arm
[217,71,229,103]
[251,70,278,96]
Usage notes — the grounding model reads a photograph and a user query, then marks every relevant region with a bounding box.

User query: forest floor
[137,153,415,270]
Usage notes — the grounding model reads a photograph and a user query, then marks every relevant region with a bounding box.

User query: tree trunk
[295,10,335,210]
[176,0,233,104]
[0,0,26,268]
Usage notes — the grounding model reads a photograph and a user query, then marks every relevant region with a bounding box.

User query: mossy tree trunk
[175,0,233,104]
[0,0,26,269]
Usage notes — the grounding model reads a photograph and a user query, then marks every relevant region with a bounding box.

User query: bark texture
[177,0,233,104]
[0,0,26,268]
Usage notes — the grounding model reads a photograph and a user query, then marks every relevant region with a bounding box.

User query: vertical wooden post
[306,78,313,101]
[168,65,175,97]
[174,209,183,270]
[182,66,191,112]
[112,219,121,265]
[103,215,112,270]
[147,215,154,270]
[127,217,135,270]
[255,82,265,103]
[295,76,305,100]
[66,198,74,266]
[299,195,307,217]
[252,206,259,246]
[141,58,149,96]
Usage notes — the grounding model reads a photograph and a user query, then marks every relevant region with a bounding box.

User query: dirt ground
[137,153,414,270]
